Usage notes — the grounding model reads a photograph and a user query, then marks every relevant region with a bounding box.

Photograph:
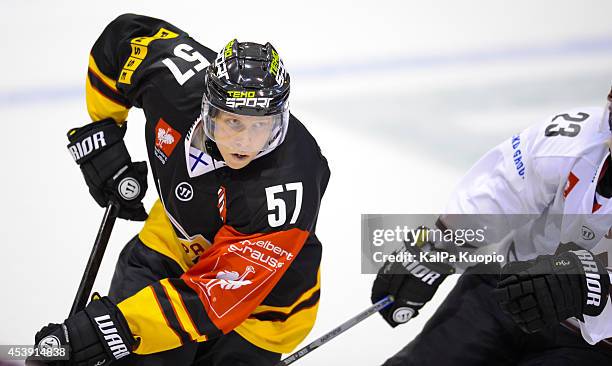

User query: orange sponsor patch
[182,225,309,333]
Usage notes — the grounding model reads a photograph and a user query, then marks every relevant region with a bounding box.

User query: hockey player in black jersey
[31,14,329,366]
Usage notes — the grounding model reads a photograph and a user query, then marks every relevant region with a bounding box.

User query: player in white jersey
[372,92,612,365]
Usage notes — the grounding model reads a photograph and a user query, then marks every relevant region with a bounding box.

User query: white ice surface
[2,1,612,365]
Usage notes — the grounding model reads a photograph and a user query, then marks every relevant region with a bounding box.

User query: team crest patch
[154,118,181,164]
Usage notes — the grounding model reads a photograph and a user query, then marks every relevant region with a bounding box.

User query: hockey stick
[276,295,394,366]
[69,201,119,316]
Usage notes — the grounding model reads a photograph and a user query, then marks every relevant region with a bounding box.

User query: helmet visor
[201,94,289,156]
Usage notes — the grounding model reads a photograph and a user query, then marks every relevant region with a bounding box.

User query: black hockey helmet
[204,39,290,116]
[201,39,290,160]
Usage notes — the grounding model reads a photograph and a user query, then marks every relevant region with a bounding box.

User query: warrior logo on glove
[66,119,149,221]
[571,249,605,308]
[93,314,130,359]
[37,335,61,352]
[392,307,416,324]
[68,131,107,161]
[494,244,610,334]
[117,177,140,200]
[372,240,454,328]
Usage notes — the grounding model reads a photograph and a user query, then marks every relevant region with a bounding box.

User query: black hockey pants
[108,235,281,366]
[382,264,612,366]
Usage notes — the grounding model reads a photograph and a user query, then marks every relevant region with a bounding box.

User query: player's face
[213,110,275,169]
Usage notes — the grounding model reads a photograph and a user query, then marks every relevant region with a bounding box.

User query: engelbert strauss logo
[204,266,255,297]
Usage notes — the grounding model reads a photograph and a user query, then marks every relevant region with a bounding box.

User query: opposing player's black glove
[67,119,148,221]
[493,246,610,334]
[29,296,136,366]
[372,243,454,327]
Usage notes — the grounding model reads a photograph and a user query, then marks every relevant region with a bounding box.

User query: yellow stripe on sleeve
[117,286,182,354]
[160,279,208,342]
[88,55,119,92]
[86,55,129,123]
[85,76,129,123]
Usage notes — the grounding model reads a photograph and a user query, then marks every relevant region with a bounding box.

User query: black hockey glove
[372,243,454,327]
[67,119,148,221]
[493,246,610,334]
[29,296,136,366]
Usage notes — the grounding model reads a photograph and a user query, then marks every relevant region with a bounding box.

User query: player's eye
[225,119,243,130]
[252,120,273,130]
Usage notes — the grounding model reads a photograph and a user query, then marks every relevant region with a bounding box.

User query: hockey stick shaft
[276,295,394,366]
[69,201,119,316]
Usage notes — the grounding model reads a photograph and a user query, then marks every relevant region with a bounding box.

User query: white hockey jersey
[441,106,612,345]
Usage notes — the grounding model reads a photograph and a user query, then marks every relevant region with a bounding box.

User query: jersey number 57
[265,182,303,228]
[163,43,210,86]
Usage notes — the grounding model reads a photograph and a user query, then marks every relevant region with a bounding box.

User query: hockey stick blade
[276,295,394,366]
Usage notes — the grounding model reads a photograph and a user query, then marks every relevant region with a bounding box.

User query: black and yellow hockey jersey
[86,13,330,355]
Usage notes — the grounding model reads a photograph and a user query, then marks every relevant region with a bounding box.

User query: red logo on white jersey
[563,172,579,199]
[154,118,181,164]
